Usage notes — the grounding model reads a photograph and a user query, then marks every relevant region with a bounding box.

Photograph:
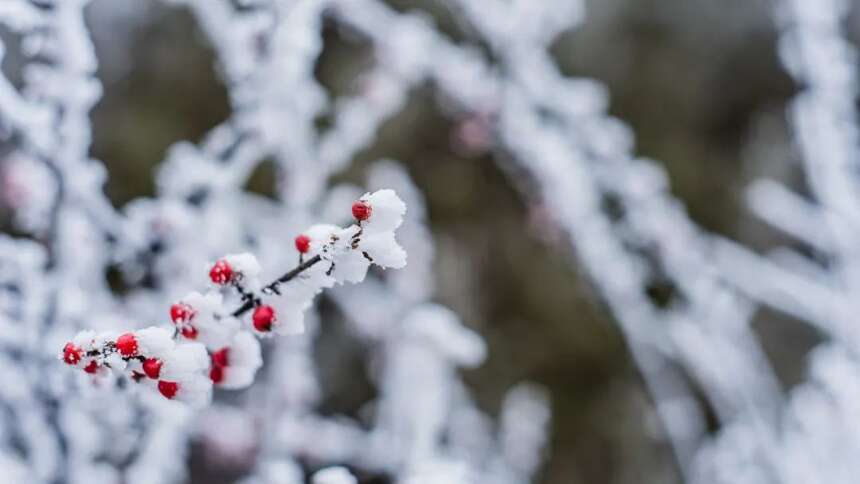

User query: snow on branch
[59,190,407,407]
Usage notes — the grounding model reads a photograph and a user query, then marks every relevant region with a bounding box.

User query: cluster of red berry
[59,192,401,405]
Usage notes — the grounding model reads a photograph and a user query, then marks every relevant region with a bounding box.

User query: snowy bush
[0,1,549,483]
[1,0,858,483]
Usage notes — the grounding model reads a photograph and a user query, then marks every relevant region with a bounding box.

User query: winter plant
[0,1,549,484]
[60,190,408,407]
[1,0,856,483]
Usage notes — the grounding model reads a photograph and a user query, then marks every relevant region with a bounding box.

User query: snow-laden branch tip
[59,189,407,407]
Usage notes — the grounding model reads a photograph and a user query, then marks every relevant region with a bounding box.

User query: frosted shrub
[15,0,858,482]
[0,1,550,483]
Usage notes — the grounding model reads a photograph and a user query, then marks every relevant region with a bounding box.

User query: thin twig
[230,254,323,317]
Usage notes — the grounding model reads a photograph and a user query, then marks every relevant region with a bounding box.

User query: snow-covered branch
[59,190,408,407]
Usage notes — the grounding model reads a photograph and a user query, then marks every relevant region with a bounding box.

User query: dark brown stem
[230,254,323,317]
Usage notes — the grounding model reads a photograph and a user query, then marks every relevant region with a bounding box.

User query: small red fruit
[170,303,195,323]
[211,347,230,368]
[115,333,138,357]
[209,259,234,285]
[252,305,276,332]
[181,325,198,340]
[83,361,98,374]
[158,380,179,399]
[210,347,229,383]
[295,234,311,254]
[63,343,82,365]
[210,365,224,383]
[352,200,372,221]
[142,358,163,379]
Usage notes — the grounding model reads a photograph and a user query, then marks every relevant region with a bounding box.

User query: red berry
[83,361,98,374]
[352,200,372,221]
[295,234,311,254]
[211,347,230,368]
[209,259,234,285]
[180,325,198,340]
[142,358,162,379]
[158,380,179,399]
[170,303,195,323]
[115,333,138,357]
[63,343,82,365]
[252,305,276,332]
[210,365,224,383]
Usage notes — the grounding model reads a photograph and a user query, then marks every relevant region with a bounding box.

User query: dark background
[5,0,853,482]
